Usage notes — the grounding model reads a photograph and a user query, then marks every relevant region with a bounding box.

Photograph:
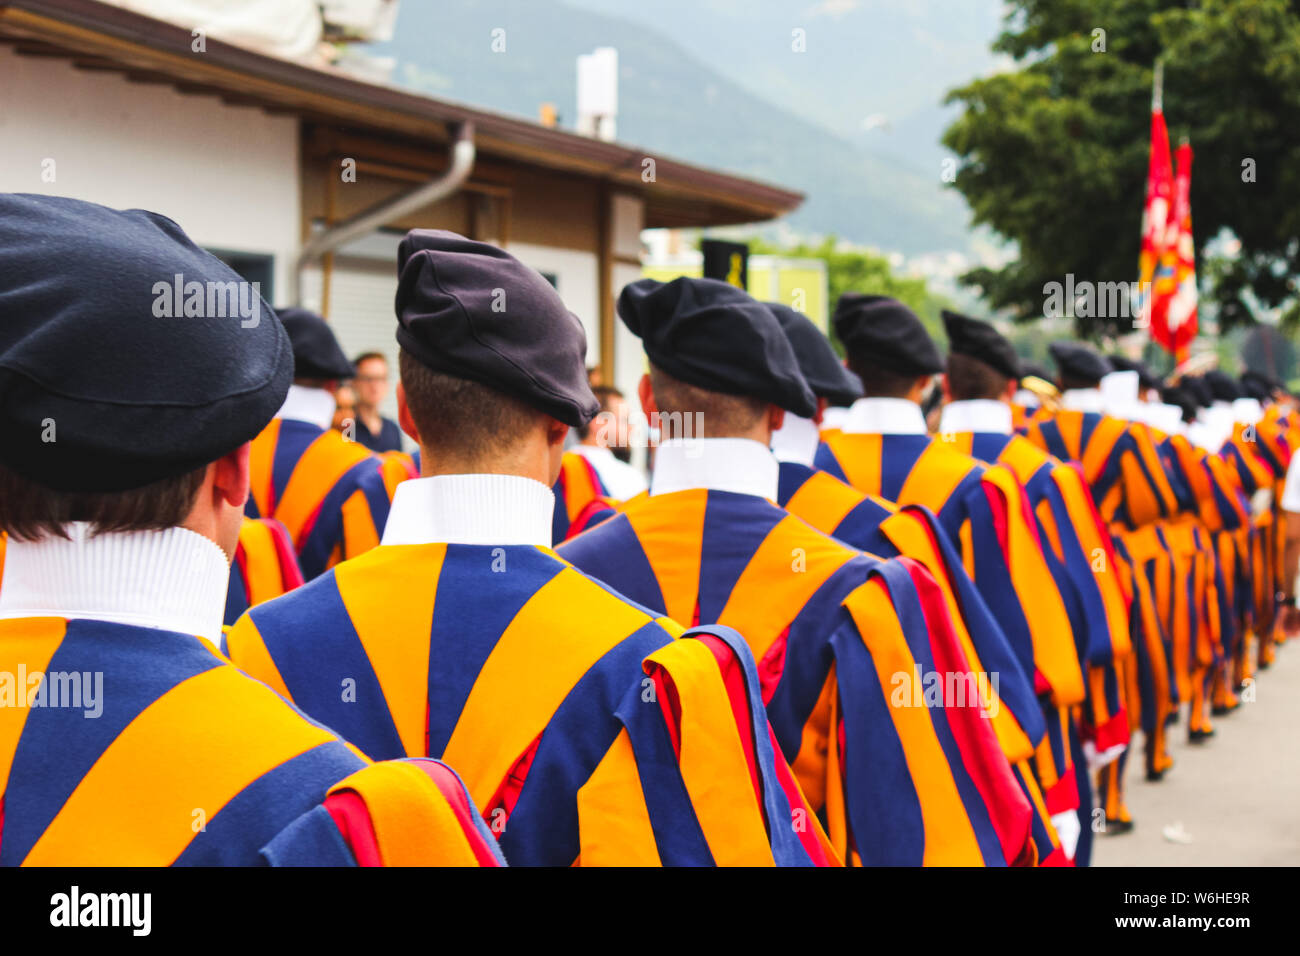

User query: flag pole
[1152,59,1164,112]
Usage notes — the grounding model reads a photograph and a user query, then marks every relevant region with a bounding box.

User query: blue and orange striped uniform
[246,418,404,580]
[939,430,1135,866]
[0,617,502,866]
[225,517,304,626]
[815,433,1083,719]
[560,488,1037,866]
[226,542,833,866]
[776,459,1075,864]
[552,450,613,544]
[1021,406,1180,820]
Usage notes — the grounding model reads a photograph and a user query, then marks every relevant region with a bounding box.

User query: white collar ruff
[380,474,555,547]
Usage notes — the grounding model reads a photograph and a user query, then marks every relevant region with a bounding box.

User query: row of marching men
[6,194,1291,867]
[223,240,1295,865]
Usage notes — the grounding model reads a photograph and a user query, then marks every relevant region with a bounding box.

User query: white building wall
[504,241,601,368]
[0,47,301,301]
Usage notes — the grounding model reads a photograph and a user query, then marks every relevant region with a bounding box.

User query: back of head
[394,230,597,467]
[618,277,815,438]
[833,294,942,397]
[941,310,1020,401]
[0,193,291,540]
[1049,341,1112,391]
[277,307,355,384]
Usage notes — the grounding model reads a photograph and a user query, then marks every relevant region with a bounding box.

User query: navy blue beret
[833,294,943,376]
[766,302,862,407]
[1204,370,1244,402]
[1184,375,1214,408]
[0,193,291,492]
[1019,361,1051,383]
[276,307,355,380]
[394,230,598,427]
[1049,342,1112,385]
[942,310,1021,380]
[617,277,816,417]
[1107,354,1162,392]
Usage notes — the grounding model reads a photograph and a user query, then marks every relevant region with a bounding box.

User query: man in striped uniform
[0,194,500,867]
[1022,342,1181,832]
[560,277,1037,866]
[229,232,831,867]
[936,312,1135,865]
[245,308,409,580]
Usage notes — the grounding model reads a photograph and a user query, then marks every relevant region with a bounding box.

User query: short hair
[946,353,1012,401]
[353,351,387,368]
[577,384,625,440]
[398,347,542,462]
[0,462,208,542]
[845,354,924,399]
[648,365,767,438]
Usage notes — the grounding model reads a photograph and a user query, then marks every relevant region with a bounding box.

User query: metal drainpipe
[291,122,476,305]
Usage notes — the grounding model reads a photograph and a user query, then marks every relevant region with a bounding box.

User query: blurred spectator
[332,382,357,436]
[351,352,404,452]
[575,385,647,499]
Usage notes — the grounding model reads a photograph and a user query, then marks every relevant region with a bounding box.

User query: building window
[208,249,274,305]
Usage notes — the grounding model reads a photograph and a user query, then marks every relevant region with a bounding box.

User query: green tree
[942,0,1300,338]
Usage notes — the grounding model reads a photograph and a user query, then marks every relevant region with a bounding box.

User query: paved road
[1093,640,1300,866]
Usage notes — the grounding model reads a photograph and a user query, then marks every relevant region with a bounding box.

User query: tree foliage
[942,0,1300,338]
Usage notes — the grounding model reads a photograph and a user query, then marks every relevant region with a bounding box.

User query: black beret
[394,230,598,427]
[833,294,943,376]
[276,307,355,380]
[1019,361,1051,383]
[1049,341,1113,385]
[1240,369,1280,401]
[1204,370,1244,402]
[0,193,291,493]
[766,302,863,407]
[1161,384,1198,423]
[618,277,816,417]
[941,310,1020,380]
[1184,376,1214,408]
[1107,355,1162,392]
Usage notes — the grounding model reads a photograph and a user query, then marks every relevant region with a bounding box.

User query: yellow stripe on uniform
[328,760,482,867]
[842,580,984,866]
[623,490,707,629]
[645,636,774,866]
[277,432,373,546]
[223,616,294,701]
[0,619,66,798]
[335,544,440,758]
[26,663,340,866]
[442,568,654,811]
[784,470,865,535]
[575,729,663,866]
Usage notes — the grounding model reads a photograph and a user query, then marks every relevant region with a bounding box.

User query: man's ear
[767,405,786,434]
[396,382,421,443]
[213,443,251,509]
[544,415,569,448]
[637,372,658,421]
[1003,378,1020,403]
[941,373,953,403]
[813,396,828,427]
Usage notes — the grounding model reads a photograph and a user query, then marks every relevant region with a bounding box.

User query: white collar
[276,384,336,430]
[938,399,1012,435]
[1142,402,1187,435]
[1060,388,1106,413]
[770,413,822,466]
[1013,389,1040,409]
[380,474,554,547]
[0,524,229,644]
[650,438,778,500]
[841,397,927,435]
[1232,397,1263,425]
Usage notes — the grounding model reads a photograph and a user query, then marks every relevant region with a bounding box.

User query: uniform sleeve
[607,625,838,866]
[832,559,1035,866]
[262,759,505,866]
